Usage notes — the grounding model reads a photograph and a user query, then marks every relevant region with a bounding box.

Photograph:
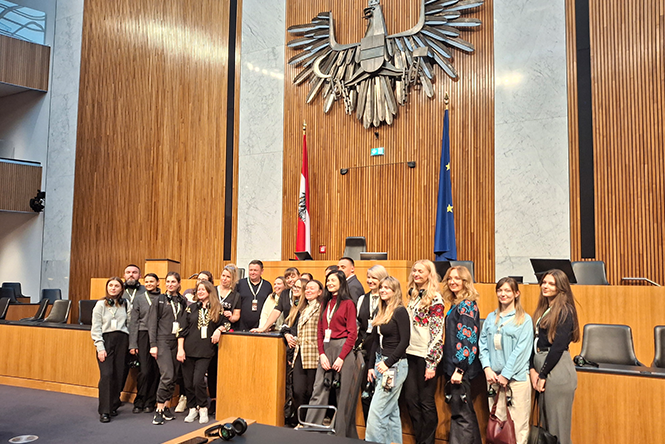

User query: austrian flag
[296,131,311,254]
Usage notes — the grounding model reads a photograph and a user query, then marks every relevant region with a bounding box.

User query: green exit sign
[370,147,385,156]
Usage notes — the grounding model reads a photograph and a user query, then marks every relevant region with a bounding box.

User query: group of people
[91,258,580,444]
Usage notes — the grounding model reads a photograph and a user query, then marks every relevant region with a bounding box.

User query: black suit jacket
[346,274,365,304]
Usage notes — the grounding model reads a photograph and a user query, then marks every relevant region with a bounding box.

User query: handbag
[486,385,517,444]
[527,392,558,444]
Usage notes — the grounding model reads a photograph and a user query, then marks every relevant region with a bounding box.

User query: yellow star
[446,163,450,171]
[447,205,453,213]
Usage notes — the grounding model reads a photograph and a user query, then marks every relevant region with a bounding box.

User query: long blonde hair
[407,259,440,309]
[366,265,389,292]
[372,277,404,326]
[441,266,478,306]
[494,277,526,325]
[198,281,222,323]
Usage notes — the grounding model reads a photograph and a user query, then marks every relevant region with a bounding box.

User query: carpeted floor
[0,385,208,443]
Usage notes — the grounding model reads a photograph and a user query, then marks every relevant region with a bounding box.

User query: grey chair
[571,261,610,285]
[342,236,367,261]
[0,297,10,319]
[450,260,475,283]
[43,299,71,324]
[78,299,97,325]
[21,298,50,321]
[41,288,62,304]
[579,323,644,366]
[652,326,665,368]
[0,287,17,304]
[2,282,28,299]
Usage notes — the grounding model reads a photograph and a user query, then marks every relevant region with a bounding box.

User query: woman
[282,279,322,423]
[403,260,444,444]
[356,264,389,421]
[208,263,241,414]
[529,270,580,444]
[479,277,534,444]
[259,276,286,330]
[149,271,187,425]
[176,280,227,424]
[183,271,214,304]
[441,265,482,444]
[91,277,129,423]
[305,270,359,438]
[365,277,410,444]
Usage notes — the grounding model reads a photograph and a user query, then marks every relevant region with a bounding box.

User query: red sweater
[317,296,357,360]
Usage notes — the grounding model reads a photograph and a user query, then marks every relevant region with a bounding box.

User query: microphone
[188,273,199,279]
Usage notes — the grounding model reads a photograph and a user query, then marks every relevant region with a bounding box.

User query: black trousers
[207,347,219,401]
[134,330,159,409]
[155,339,179,403]
[402,354,439,444]
[292,353,316,420]
[359,351,373,422]
[445,375,482,444]
[182,356,211,409]
[97,331,129,415]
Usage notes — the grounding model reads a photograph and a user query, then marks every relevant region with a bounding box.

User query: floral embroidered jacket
[405,290,445,371]
[442,299,481,379]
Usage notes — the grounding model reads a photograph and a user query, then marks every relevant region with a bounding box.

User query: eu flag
[434,109,457,260]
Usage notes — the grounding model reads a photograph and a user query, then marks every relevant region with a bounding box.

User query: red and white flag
[296,129,311,254]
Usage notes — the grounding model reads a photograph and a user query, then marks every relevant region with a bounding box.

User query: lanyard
[247,278,263,298]
[125,288,137,304]
[145,293,153,306]
[369,294,380,319]
[535,308,551,336]
[198,305,209,328]
[168,297,180,318]
[326,299,337,325]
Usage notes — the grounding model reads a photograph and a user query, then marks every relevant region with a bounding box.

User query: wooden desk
[216,332,286,426]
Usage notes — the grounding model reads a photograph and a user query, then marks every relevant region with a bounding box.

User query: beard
[125,278,139,288]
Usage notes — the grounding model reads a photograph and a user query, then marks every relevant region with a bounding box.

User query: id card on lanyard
[324,302,335,343]
[248,278,263,311]
[170,298,180,334]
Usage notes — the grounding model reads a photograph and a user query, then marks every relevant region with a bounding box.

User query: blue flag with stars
[434,109,457,260]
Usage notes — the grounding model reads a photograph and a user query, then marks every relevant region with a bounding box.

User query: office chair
[0,297,10,319]
[41,288,62,304]
[342,237,367,261]
[43,300,72,324]
[652,326,665,368]
[579,324,644,366]
[78,299,97,325]
[21,298,50,321]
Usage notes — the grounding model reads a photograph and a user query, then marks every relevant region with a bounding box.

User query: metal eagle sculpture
[287,0,484,128]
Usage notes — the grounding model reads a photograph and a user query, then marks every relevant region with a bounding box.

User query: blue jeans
[365,355,408,444]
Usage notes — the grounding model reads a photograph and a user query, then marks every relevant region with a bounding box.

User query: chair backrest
[579,323,643,366]
[41,288,62,304]
[78,299,97,325]
[0,287,17,304]
[43,300,71,324]
[0,297,10,319]
[2,282,24,298]
[33,298,50,320]
[571,261,609,285]
[652,326,665,368]
[450,260,475,283]
[342,237,367,261]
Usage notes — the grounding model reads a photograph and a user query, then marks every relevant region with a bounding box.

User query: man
[122,265,147,402]
[128,273,161,413]
[251,267,300,333]
[235,260,272,331]
[338,257,365,303]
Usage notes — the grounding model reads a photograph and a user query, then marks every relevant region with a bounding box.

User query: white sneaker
[184,408,198,423]
[199,407,209,424]
[174,395,187,413]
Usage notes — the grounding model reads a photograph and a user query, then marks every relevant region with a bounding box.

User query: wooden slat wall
[567,0,665,284]
[70,0,238,319]
[283,0,495,283]
[0,35,50,91]
[0,160,42,212]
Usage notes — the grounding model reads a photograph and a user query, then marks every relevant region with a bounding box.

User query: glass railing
[0,0,46,44]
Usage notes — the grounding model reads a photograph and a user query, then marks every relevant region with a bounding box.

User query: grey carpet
[0,385,207,443]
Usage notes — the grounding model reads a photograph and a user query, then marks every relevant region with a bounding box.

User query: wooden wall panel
[70,0,237,319]
[0,159,42,212]
[567,0,665,284]
[0,34,50,91]
[283,0,495,283]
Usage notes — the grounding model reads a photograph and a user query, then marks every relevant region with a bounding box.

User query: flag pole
[444,92,449,110]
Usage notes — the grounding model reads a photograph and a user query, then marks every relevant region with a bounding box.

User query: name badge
[324,328,332,343]
[251,299,258,311]
[493,333,502,350]
[201,326,208,339]
[172,322,179,334]
[366,319,373,334]
[110,319,117,330]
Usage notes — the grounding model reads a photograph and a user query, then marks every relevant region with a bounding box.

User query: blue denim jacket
[479,309,534,381]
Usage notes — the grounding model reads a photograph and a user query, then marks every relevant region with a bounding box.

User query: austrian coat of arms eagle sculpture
[287,0,484,128]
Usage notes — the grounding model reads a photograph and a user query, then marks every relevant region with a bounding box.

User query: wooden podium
[216,332,286,426]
